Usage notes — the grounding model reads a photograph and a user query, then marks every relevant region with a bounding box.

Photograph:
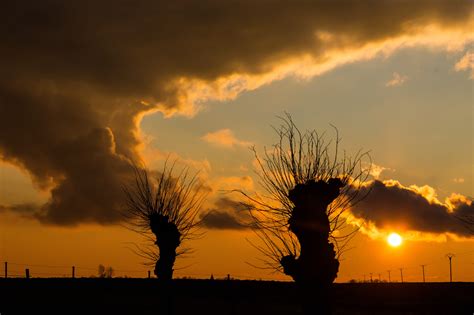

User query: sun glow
[387,232,403,247]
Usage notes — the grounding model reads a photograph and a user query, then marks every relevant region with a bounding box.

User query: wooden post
[72,266,75,279]
[25,268,30,279]
[448,256,453,282]
[4,262,7,279]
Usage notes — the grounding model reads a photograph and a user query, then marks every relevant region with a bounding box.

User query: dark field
[0,279,472,315]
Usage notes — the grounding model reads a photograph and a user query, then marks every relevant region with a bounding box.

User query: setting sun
[387,233,403,247]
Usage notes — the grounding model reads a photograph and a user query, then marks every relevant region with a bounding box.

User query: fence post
[25,268,30,279]
[72,266,75,279]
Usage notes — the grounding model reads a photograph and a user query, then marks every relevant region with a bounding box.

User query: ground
[0,279,472,314]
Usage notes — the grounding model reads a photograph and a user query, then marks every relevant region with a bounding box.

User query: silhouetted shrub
[123,161,207,281]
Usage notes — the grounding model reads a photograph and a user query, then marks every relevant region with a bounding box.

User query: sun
[387,232,403,247]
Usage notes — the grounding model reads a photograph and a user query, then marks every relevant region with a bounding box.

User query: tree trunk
[150,213,181,281]
[155,244,178,281]
[281,178,343,314]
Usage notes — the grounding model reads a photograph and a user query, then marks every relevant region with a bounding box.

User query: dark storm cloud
[201,211,247,230]
[0,1,472,225]
[350,180,473,237]
[200,197,251,230]
[0,203,39,215]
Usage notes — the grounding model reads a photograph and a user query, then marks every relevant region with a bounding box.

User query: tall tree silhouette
[240,114,371,314]
[123,161,206,281]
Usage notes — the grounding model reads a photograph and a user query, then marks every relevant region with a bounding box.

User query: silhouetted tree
[239,114,371,314]
[123,161,206,281]
[98,264,106,278]
[98,264,114,278]
[105,266,114,278]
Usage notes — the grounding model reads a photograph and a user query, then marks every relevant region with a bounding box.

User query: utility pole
[25,268,30,279]
[387,270,391,283]
[399,268,404,283]
[4,262,7,279]
[421,265,426,283]
[446,253,455,282]
[370,273,373,283]
[378,273,381,282]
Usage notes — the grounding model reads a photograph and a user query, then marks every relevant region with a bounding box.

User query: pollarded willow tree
[123,161,206,281]
[239,114,371,314]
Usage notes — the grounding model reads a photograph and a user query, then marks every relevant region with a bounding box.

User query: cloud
[364,163,395,179]
[0,203,39,216]
[349,180,473,238]
[211,176,255,193]
[454,51,474,79]
[141,146,212,178]
[200,197,251,230]
[200,211,247,230]
[0,1,472,225]
[385,72,408,87]
[453,177,465,183]
[201,129,252,149]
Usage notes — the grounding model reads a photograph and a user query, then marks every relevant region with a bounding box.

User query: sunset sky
[0,1,472,282]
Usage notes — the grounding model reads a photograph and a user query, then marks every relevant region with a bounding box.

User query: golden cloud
[385,72,409,87]
[454,51,474,79]
[201,129,253,149]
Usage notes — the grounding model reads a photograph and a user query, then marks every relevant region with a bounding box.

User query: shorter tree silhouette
[98,265,114,278]
[123,161,206,281]
[239,114,370,314]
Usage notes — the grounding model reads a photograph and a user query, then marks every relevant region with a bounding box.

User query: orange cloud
[385,72,408,87]
[364,163,395,179]
[210,176,255,193]
[453,177,465,184]
[454,51,474,79]
[201,129,253,149]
